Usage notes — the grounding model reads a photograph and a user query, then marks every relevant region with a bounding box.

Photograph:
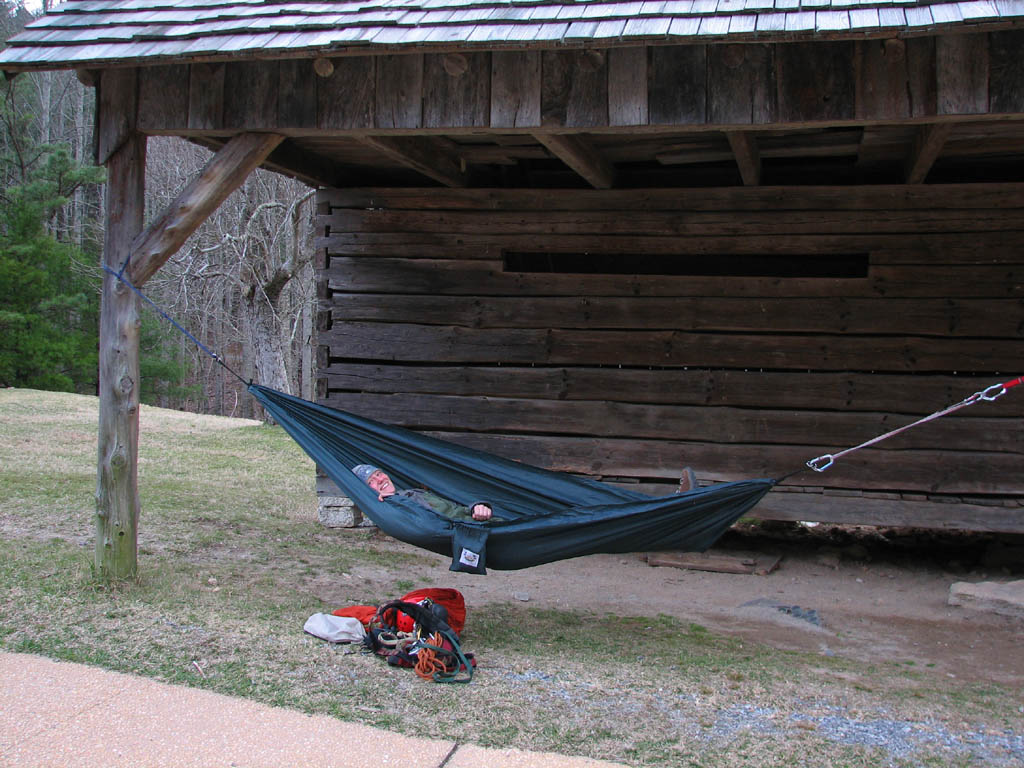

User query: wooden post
[96,130,146,580]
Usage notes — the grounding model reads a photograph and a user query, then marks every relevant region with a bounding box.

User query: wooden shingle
[2,0,1023,71]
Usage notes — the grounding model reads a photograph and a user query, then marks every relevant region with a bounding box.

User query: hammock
[250,385,774,574]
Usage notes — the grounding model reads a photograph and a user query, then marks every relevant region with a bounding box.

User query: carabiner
[806,454,835,472]
[976,383,1007,402]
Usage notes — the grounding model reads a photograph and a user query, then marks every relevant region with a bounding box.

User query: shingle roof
[2,0,1022,69]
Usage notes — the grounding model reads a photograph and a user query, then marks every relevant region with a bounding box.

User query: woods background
[1,1,316,417]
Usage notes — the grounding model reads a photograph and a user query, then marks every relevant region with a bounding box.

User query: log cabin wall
[315,185,1024,533]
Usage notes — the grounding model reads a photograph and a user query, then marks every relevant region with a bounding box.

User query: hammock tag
[450,524,489,575]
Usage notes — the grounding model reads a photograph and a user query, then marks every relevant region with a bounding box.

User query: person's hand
[471,504,492,521]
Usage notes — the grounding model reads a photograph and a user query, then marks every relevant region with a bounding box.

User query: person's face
[367,470,395,497]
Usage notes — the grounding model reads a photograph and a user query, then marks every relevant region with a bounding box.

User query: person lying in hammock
[352,464,494,522]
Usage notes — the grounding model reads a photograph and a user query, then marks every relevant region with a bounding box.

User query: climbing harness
[805,375,1023,473]
[367,599,475,683]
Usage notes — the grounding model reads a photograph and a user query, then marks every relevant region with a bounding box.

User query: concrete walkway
[0,652,626,768]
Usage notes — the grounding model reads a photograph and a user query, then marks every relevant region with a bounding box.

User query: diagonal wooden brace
[128,132,284,286]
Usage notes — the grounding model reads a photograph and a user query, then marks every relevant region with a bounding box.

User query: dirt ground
[358,524,1024,688]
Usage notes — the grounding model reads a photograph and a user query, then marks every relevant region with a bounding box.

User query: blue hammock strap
[102,264,251,388]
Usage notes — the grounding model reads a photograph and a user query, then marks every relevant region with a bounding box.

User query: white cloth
[303,613,367,643]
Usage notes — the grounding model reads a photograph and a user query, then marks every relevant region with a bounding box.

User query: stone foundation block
[317,496,376,529]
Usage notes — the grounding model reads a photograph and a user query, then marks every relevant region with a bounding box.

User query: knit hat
[352,464,381,484]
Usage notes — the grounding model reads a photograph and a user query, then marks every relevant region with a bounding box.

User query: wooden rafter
[726,131,761,186]
[129,132,284,285]
[905,123,954,184]
[535,134,614,189]
[357,136,468,188]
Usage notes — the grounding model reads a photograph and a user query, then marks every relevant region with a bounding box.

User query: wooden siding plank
[137,64,188,132]
[905,36,938,118]
[649,44,707,125]
[323,392,1022,454]
[423,51,490,128]
[319,321,1023,371]
[541,49,609,127]
[608,46,648,126]
[375,54,423,129]
[324,257,1024,299]
[278,58,318,129]
[989,30,1024,113]
[187,62,224,130]
[317,55,375,130]
[223,59,278,130]
[855,38,911,121]
[777,41,855,122]
[326,294,1024,339]
[321,207,1024,237]
[937,33,990,115]
[319,365,1024,418]
[490,50,541,128]
[708,43,776,124]
[753,493,1024,533]
[318,231,1024,265]
[317,184,1024,212]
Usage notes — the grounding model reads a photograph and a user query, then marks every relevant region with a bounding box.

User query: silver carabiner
[976,383,1007,402]
[806,454,835,472]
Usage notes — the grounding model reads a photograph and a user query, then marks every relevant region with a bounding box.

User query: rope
[413,631,474,684]
[102,264,250,388]
[414,632,449,681]
[802,375,1023,475]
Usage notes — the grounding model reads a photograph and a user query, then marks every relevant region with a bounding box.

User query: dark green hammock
[250,385,775,574]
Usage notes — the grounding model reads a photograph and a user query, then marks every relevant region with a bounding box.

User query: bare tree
[144,137,317,416]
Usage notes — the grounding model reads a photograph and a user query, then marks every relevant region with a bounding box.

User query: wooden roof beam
[905,123,954,184]
[128,132,283,286]
[357,136,468,188]
[726,131,761,186]
[535,134,614,189]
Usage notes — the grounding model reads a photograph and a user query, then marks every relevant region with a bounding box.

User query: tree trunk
[95,132,146,580]
[242,285,291,395]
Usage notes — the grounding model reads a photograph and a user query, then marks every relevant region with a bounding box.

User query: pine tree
[0,81,105,390]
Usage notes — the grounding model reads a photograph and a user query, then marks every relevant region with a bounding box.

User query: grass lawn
[0,388,1020,767]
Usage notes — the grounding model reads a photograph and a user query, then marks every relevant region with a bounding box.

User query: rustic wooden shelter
[3,0,1023,577]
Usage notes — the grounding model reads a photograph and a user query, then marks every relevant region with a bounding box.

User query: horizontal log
[325,258,1023,299]
[320,364,1024,417]
[318,183,1024,213]
[750,492,1024,533]
[410,431,1024,495]
[322,207,1024,237]
[318,231,1024,266]
[322,321,1022,372]
[328,295,1024,338]
[324,392,1022,454]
